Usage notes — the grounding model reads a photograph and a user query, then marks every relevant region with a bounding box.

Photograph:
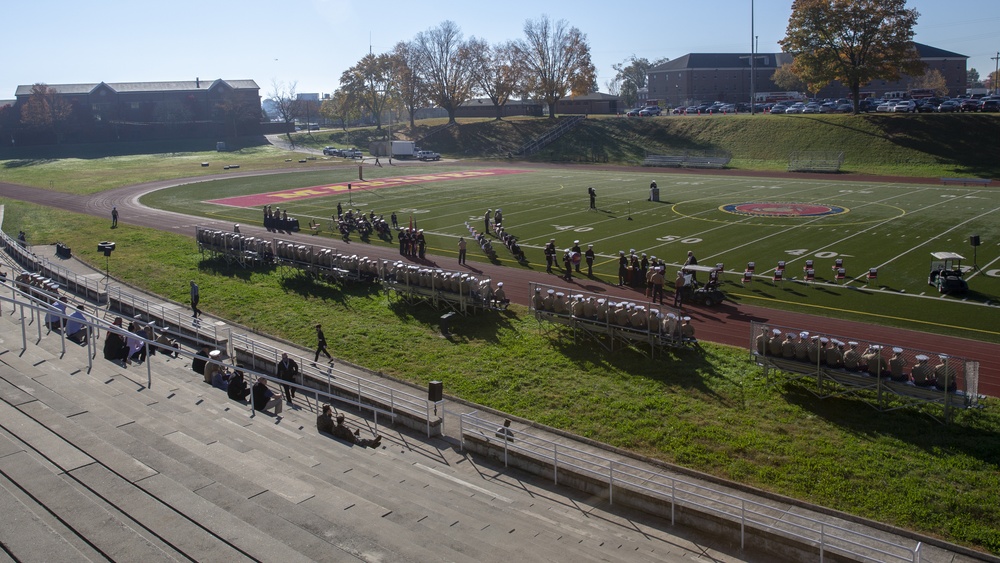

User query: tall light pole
[750,0,756,114]
[993,52,1000,95]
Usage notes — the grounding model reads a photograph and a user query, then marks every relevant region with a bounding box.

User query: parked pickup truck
[415,150,440,161]
[341,148,364,159]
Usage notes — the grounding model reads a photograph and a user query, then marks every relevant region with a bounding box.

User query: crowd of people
[531,285,695,343]
[754,326,959,392]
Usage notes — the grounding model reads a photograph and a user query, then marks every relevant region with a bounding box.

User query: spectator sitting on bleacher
[204,350,223,384]
[492,282,509,309]
[889,347,908,381]
[192,345,210,375]
[327,410,382,448]
[227,370,251,401]
[781,333,796,359]
[64,305,89,344]
[806,335,820,364]
[844,342,861,371]
[934,355,957,392]
[862,345,884,377]
[794,332,809,361]
[45,296,68,330]
[769,329,784,357]
[151,325,181,358]
[911,355,934,386]
[827,341,845,369]
[495,419,514,442]
[212,366,231,391]
[681,317,696,341]
[252,377,283,415]
[595,298,608,322]
[819,337,831,364]
[104,317,129,367]
[755,326,769,355]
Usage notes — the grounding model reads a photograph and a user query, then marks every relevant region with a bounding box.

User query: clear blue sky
[4,0,997,99]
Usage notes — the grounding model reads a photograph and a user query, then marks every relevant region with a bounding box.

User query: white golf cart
[928,252,969,294]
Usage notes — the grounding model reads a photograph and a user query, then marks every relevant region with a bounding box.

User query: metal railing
[459,412,921,563]
[230,332,442,437]
[0,230,106,301]
[107,285,225,346]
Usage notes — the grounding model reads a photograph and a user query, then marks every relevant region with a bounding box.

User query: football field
[142,163,1000,340]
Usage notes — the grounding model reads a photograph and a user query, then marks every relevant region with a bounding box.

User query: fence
[459,411,922,563]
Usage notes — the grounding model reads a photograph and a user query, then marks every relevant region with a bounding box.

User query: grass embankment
[3,199,999,555]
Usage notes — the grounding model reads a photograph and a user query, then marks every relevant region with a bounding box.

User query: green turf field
[141,164,1000,341]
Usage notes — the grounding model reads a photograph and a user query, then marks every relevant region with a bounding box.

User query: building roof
[14,79,260,97]
[560,92,622,101]
[913,42,966,59]
[650,43,964,72]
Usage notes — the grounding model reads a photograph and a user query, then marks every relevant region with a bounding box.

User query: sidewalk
[21,242,997,563]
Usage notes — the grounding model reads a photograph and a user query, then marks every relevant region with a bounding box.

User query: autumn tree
[771,63,808,95]
[468,38,524,120]
[967,68,981,89]
[412,21,476,124]
[517,15,596,118]
[339,53,395,131]
[779,0,923,113]
[909,69,948,97]
[20,84,73,143]
[391,41,426,129]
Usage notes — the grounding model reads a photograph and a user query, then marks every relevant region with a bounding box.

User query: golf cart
[679,265,726,306]
[928,252,969,294]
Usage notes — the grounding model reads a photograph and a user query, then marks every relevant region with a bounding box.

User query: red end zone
[207,168,531,208]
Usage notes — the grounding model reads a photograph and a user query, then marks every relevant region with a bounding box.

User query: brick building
[8,78,262,145]
[646,43,967,107]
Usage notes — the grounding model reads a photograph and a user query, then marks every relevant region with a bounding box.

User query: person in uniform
[494,208,503,227]
[571,240,582,272]
[416,229,426,259]
[684,251,698,281]
[862,345,884,377]
[562,249,573,281]
[492,282,508,308]
[542,289,556,311]
[457,237,467,265]
[843,341,861,371]
[650,267,665,304]
[484,209,492,235]
[889,347,907,381]
[755,326,770,356]
[681,316,696,340]
[673,271,686,308]
[827,341,845,369]
[618,251,628,286]
[794,332,810,361]
[585,244,595,276]
[806,335,820,364]
[532,287,545,311]
[545,239,556,273]
[781,333,796,359]
[769,329,784,357]
[588,187,596,209]
[595,298,608,322]
[818,337,831,365]
[934,354,957,391]
[911,355,933,386]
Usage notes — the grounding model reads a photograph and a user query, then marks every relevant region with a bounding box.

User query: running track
[2,164,997,397]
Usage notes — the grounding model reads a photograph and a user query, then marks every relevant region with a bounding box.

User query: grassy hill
[312,113,1000,179]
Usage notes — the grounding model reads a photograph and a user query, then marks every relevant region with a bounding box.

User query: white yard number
[786,249,839,258]
[553,225,593,233]
[399,208,430,214]
[656,235,702,243]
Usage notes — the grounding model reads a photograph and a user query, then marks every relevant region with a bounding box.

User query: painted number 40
[786,249,839,258]
[553,225,593,233]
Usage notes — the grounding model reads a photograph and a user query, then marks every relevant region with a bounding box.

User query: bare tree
[392,41,426,129]
[468,38,525,120]
[412,20,476,124]
[268,80,299,141]
[517,15,596,119]
[339,53,395,131]
[611,56,665,108]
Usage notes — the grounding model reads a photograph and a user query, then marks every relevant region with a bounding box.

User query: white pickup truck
[415,150,440,161]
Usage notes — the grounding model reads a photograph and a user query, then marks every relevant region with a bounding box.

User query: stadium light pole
[750,0,756,115]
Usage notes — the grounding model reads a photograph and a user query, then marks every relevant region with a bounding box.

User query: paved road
[1,165,997,397]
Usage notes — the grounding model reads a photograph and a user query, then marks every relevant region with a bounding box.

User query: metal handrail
[459,412,920,563]
[107,285,223,345]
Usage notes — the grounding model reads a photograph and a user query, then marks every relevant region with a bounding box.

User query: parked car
[891,100,916,113]
[769,104,788,114]
[625,108,643,117]
[639,106,662,116]
[857,99,878,113]
[959,99,981,112]
[415,150,441,161]
[322,146,341,156]
[936,100,960,113]
[876,101,895,113]
[341,148,363,159]
[980,100,1000,112]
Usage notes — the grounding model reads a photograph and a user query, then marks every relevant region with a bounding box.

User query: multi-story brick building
[647,43,966,107]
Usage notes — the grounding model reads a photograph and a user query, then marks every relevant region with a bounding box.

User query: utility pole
[993,52,1000,95]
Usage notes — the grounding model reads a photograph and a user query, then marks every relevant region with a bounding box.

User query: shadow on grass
[780,380,1000,464]
[198,256,273,282]
[384,298,518,344]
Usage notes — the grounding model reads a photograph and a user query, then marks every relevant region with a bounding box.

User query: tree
[391,41,426,129]
[518,15,596,118]
[612,56,665,108]
[20,84,73,143]
[268,80,299,142]
[339,53,395,131]
[412,21,476,124]
[771,62,808,94]
[967,68,981,89]
[468,38,525,120]
[909,69,948,97]
[779,0,923,113]
[986,71,999,94]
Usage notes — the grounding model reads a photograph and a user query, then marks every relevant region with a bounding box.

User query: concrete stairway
[0,311,736,562]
